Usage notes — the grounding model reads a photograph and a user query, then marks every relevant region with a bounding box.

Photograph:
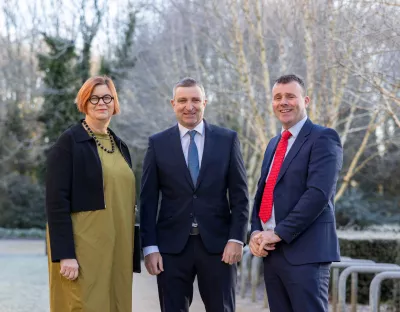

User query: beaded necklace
[82,120,115,154]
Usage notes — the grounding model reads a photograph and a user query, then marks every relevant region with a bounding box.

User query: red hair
[75,76,120,115]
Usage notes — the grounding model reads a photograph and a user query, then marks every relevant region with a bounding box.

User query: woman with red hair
[45,75,140,312]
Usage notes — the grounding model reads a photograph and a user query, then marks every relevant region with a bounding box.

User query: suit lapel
[169,125,195,189]
[260,136,280,184]
[276,119,313,184]
[195,121,215,190]
[253,137,280,214]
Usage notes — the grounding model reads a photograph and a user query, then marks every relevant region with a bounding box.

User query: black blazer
[140,121,249,254]
[46,122,141,273]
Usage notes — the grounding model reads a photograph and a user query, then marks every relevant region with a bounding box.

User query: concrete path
[0,239,267,312]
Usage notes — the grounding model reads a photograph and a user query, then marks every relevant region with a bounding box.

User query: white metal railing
[369,271,400,312]
[337,265,400,312]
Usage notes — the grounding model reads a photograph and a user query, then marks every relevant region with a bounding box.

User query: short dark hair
[173,77,206,98]
[274,74,306,94]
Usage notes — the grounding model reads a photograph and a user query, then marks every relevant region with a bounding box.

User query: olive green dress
[47,133,136,312]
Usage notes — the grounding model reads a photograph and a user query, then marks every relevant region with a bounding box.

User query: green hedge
[338,234,400,307]
[0,227,46,239]
[0,175,45,229]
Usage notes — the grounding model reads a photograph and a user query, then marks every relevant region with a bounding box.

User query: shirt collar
[178,120,205,139]
[281,115,308,138]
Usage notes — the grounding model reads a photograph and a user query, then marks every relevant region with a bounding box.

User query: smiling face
[272,81,310,129]
[86,84,115,123]
[171,85,207,129]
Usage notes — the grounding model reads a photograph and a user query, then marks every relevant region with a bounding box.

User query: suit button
[193,195,197,199]
[189,213,193,218]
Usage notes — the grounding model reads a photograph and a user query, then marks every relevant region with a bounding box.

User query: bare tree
[121,0,400,206]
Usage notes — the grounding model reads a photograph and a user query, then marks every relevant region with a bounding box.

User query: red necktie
[259,130,292,223]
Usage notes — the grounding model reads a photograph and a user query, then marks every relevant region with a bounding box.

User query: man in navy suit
[140,77,249,312]
[249,74,343,312]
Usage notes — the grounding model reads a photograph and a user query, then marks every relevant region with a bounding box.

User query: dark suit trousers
[263,245,331,312]
[157,235,237,312]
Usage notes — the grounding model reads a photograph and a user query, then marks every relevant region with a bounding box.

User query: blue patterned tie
[187,130,199,186]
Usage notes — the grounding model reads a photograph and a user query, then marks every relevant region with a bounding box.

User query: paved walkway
[0,239,267,312]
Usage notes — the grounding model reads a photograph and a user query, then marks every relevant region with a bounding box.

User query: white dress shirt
[143,120,242,257]
[178,121,205,168]
[261,116,308,231]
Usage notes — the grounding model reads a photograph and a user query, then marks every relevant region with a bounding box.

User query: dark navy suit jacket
[140,121,249,254]
[251,119,343,265]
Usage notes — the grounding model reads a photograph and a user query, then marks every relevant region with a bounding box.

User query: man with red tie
[249,74,343,312]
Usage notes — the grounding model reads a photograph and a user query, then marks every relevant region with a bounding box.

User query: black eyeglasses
[88,94,114,105]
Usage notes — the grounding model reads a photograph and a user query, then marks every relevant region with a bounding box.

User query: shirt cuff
[143,245,159,257]
[228,239,243,245]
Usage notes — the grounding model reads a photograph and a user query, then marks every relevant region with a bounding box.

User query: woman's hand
[60,259,79,280]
